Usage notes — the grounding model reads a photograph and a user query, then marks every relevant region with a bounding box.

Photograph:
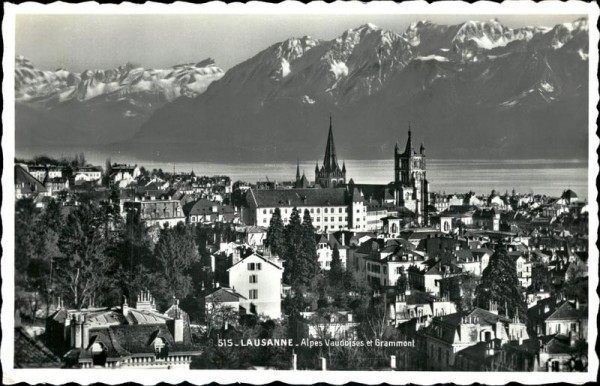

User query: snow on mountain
[16,57,224,104]
[15,57,224,144]
[16,17,589,161]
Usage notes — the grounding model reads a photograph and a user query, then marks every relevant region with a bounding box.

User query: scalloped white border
[2,1,599,384]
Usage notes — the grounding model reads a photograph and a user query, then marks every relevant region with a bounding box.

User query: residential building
[109,164,140,187]
[45,291,199,369]
[186,198,239,224]
[315,233,348,270]
[15,165,48,199]
[227,253,283,320]
[73,166,102,185]
[297,310,358,340]
[123,199,185,228]
[420,306,529,370]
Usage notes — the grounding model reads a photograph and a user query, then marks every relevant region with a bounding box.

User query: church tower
[394,123,429,225]
[315,116,346,188]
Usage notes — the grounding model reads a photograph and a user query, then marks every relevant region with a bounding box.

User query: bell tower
[394,123,429,225]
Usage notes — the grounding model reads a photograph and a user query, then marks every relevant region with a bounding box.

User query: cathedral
[394,125,430,225]
[290,117,430,227]
[314,116,346,188]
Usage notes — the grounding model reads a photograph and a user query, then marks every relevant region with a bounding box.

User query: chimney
[82,319,90,349]
[71,314,83,349]
[172,298,184,343]
[122,296,130,317]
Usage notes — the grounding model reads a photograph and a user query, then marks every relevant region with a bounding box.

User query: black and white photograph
[2,1,598,384]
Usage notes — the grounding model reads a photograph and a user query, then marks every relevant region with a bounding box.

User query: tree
[148,223,199,309]
[299,209,319,278]
[266,208,285,256]
[329,244,343,285]
[395,266,407,293]
[56,203,116,309]
[475,243,527,321]
[111,210,154,301]
[283,207,303,284]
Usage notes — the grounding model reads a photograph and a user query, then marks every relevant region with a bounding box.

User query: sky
[15,14,584,72]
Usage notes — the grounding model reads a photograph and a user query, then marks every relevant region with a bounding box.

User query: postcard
[2,1,598,384]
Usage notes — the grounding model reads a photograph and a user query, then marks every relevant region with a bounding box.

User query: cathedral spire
[323,115,340,172]
[342,160,346,173]
[296,159,301,181]
[404,121,414,155]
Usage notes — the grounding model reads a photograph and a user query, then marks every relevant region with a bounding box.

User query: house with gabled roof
[419,305,529,370]
[45,291,200,369]
[227,253,283,320]
[15,164,48,199]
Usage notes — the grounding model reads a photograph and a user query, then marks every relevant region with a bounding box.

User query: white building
[315,233,348,270]
[74,166,102,184]
[227,253,283,320]
[244,187,368,232]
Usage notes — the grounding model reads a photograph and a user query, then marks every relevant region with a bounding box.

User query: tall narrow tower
[315,116,346,188]
[394,123,429,225]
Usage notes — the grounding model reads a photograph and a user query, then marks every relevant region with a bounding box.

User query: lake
[15,148,589,199]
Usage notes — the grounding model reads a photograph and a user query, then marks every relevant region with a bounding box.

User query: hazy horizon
[16,14,584,72]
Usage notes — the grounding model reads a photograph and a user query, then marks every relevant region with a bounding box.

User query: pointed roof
[296,159,301,181]
[404,122,414,155]
[323,116,341,172]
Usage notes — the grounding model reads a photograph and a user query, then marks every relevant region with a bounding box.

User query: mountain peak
[359,22,379,31]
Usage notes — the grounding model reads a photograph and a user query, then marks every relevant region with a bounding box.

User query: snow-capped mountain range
[15,57,224,144]
[16,18,589,161]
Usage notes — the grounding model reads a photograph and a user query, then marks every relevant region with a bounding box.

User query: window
[249,289,258,299]
[324,217,328,222]
[154,338,167,359]
[249,275,258,283]
[339,208,342,213]
[317,217,321,222]
[248,262,261,271]
[317,208,321,214]
[339,217,342,222]
[310,208,314,213]
[263,209,267,214]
